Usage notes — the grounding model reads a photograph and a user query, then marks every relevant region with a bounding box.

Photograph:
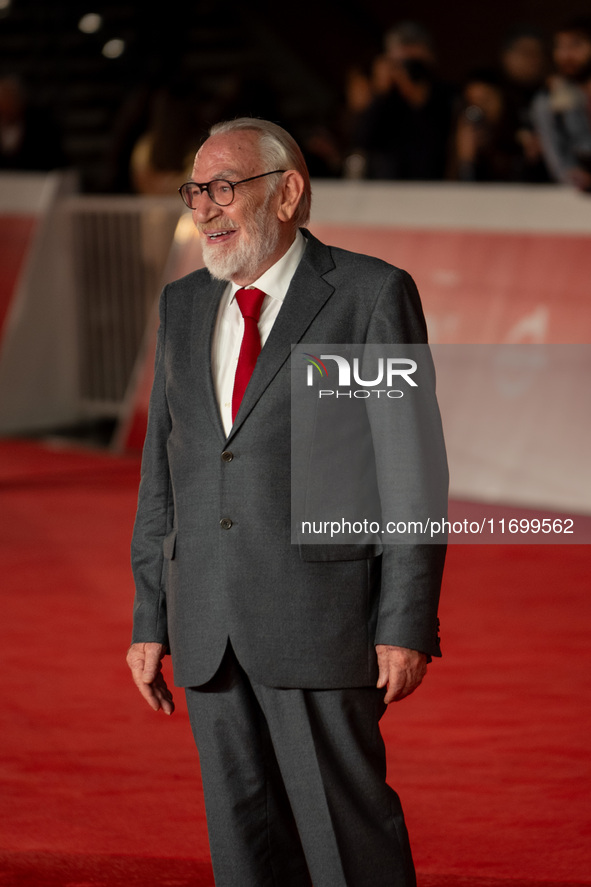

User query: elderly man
[127,117,446,887]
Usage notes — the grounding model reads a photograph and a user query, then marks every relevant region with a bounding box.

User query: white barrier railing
[0,177,182,434]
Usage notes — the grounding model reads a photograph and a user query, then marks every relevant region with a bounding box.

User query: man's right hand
[126,642,175,715]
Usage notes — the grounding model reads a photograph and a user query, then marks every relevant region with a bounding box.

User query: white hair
[208,117,311,228]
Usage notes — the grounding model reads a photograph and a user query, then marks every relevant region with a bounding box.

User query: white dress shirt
[211,229,307,436]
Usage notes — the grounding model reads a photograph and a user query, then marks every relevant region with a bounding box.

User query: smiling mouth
[203,229,238,244]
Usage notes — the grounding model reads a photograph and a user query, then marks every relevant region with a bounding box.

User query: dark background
[0,0,587,190]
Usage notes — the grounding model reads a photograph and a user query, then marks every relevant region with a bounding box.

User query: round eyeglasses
[178,170,286,209]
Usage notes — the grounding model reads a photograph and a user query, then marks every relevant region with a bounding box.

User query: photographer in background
[531,16,591,192]
[499,26,550,182]
[453,67,537,182]
[352,21,456,180]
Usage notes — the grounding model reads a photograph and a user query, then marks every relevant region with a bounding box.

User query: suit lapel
[191,276,227,441]
[227,232,335,441]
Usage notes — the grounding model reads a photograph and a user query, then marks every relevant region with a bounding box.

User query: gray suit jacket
[131,230,447,689]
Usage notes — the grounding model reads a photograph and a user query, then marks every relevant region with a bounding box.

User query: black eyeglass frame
[178,169,286,209]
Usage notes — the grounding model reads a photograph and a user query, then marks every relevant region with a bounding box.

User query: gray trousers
[184,642,417,887]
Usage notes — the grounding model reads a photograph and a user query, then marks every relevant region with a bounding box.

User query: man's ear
[277,170,305,222]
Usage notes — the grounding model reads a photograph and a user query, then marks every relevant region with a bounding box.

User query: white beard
[201,195,281,283]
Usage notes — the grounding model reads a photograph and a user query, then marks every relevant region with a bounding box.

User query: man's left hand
[375,645,428,703]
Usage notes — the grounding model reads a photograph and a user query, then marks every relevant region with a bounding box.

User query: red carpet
[1,438,590,886]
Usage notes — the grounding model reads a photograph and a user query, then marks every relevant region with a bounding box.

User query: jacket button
[220,517,233,530]
[221,450,233,462]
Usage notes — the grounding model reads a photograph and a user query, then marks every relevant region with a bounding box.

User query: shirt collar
[227,229,307,305]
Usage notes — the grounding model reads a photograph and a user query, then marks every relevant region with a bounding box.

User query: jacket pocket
[299,543,383,562]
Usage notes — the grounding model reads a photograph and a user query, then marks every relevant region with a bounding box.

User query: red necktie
[232,287,266,422]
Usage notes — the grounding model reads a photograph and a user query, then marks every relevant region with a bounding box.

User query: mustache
[197,220,238,235]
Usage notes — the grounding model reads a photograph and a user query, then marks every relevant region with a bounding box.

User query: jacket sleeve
[366,267,448,657]
[130,286,174,647]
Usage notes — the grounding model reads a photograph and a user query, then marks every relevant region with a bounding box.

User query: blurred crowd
[2,14,591,194]
[338,16,591,191]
